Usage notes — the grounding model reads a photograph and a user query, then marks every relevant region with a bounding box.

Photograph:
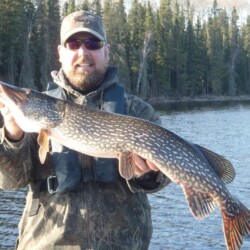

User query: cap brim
[62,28,104,45]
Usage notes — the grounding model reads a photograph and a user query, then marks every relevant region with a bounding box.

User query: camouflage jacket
[0,67,169,250]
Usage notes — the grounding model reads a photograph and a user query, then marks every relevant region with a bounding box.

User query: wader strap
[29,182,42,216]
[100,84,125,114]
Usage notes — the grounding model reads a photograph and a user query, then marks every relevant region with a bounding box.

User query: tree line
[0,0,250,98]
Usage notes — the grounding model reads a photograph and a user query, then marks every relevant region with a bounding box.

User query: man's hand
[118,151,159,180]
[0,102,24,141]
[130,153,159,177]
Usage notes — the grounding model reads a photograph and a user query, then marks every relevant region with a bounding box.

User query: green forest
[0,0,250,99]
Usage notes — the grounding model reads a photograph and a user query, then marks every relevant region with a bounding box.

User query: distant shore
[147,95,250,106]
[145,95,250,112]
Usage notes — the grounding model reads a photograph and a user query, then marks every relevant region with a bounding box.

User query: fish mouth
[0,81,28,104]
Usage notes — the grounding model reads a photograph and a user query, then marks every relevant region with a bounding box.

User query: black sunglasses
[65,38,105,51]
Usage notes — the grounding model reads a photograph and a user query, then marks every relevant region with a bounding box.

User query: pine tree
[68,0,76,14]
[194,17,209,95]
[81,0,90,11]
[217,9,230,94]
[91,0,102,15]
[127,0,147,94]
[228,7,239,95]
[47,0,60,72]
[241,15,250,93]
[0,0,30,85]
[153,10,165,96]
[183,4,197,96]
[31,0,61,90]
[168,0,184,96]
[206,0,225,94]
[103,0,130,90]
[19,0,37,87]
[142,1,157,97]
[156,0,174,95]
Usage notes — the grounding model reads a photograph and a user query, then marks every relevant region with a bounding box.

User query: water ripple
[1,105,250,249]
[149,105,250,249]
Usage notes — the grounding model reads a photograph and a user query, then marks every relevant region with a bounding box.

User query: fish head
[0,81,64,132]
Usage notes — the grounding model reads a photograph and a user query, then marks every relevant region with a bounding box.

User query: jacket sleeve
[124,94,171,193]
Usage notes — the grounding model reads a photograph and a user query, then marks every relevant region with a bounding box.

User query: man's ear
[58,45,62,63]
[105,44,110,61]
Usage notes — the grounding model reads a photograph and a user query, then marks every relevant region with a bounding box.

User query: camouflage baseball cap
[61,11,107,45]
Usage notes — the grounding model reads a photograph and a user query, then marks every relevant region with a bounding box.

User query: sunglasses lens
[84,39,104,50]
[65,39,104,51]
[66,40,81,50]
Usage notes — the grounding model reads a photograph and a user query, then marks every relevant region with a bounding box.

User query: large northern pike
[0,81,250,250]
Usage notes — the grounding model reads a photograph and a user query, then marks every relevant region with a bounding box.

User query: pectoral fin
[118,151,135,180]
[37,129,50,164]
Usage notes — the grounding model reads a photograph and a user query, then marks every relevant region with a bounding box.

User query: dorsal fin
[195,144,235,184]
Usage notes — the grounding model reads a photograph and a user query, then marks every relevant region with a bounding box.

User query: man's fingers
[0,106,14,123]
[0,105,8,116]
[131,153,149,171]
[130,153,159,177]
[145,160,159,171]
[0,104,24,141]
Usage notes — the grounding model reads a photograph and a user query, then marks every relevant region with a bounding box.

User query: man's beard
[65,57,108,93]
[66,69,105,93]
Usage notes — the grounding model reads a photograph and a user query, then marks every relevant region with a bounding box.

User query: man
[0,11,169,249]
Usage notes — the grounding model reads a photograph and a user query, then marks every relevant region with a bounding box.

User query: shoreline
[146,95,250,105]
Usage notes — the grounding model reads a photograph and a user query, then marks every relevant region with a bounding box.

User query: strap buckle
[47,175,58,194]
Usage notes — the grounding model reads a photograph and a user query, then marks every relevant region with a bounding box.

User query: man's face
[58,33,110,93]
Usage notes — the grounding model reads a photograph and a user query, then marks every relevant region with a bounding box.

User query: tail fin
[222,201,250,250]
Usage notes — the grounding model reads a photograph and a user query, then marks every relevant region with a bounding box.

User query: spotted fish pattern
[0,81,250,250]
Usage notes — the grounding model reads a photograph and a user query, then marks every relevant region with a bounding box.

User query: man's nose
[77,45,89,57]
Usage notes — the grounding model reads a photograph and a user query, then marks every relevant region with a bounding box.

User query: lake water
[149,101,250,249]
[1,102,250,249]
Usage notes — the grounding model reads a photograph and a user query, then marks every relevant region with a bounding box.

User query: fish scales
[0,81,250,250]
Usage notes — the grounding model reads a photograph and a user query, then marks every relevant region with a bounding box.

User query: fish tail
[222,201,250,250]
